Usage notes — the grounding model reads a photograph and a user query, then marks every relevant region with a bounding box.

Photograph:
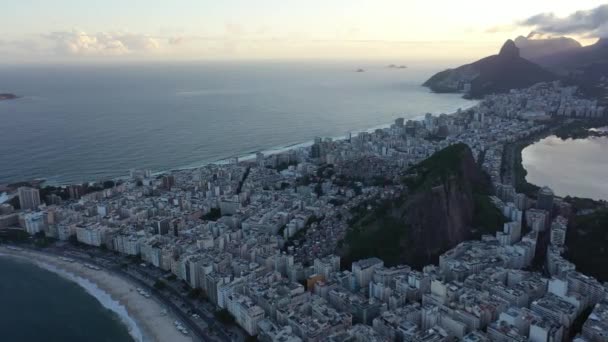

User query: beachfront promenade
[0,244,241,342]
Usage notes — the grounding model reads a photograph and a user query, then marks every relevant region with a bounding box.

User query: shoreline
[505,119,608,202]
[144,103,480,176]
[13,101,480,188]
[0,246,192,342]
[520,135,608,202]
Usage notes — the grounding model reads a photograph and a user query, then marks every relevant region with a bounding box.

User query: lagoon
[522,135,608,201]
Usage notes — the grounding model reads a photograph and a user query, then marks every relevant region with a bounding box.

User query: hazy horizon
[2,1,607,63]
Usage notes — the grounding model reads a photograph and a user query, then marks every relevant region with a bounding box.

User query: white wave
[176,89,249,96]
[33,261,145,342]
[161,100,480,174]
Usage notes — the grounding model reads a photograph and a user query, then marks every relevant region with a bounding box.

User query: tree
[102,180,115,189]
[201,208,221,221]
[188,288,202,299]
[154,279,167,290]
[314,183,323,197]
[68,235,80,246]
[245,335,258,342]
[214,309,235,325]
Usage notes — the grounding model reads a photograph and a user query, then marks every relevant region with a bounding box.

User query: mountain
[339,144,505,268]
[527,38,608,100]
[565,207,608,282]
[514,34,582,63]
[531,38,608,70]
[423,40,557,98]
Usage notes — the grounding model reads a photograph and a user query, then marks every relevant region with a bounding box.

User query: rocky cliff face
[514,34,582,63]
[403,146,481,265]
[341,144,500,269]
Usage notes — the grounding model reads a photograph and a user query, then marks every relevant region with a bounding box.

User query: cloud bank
[43,30,160,56]
[521,4,608,38]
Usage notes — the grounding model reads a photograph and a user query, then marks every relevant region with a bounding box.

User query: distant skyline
[1,1,607,63]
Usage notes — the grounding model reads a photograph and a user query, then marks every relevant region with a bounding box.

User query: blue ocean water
[0,256,134,342]
[0,61,474,184]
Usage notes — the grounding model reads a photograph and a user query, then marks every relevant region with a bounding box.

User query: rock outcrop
[341,144,503,268]
[423,40,557,98]
[0,93,18,101]
[514,34,582,63]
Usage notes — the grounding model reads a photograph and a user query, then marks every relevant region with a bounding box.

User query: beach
[0,246,192,342]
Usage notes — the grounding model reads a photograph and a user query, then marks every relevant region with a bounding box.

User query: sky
[1,0,607,63]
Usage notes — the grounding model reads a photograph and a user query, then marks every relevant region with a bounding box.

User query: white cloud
[521,4,608,38]
[43,30,160,56]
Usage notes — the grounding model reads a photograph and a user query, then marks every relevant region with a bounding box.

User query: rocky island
[423,40,557,98]
[0,93,19,101]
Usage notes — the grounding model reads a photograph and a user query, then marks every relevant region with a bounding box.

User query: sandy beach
[0,246,192,342]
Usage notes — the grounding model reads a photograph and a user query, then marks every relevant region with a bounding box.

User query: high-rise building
[256,152,265,167]
[161,175,175,189]
[314,255,341,279]
[46,194,62,206]
[537,186,554,212]
[67,184,84,200]
[18,187,41,211]
[550,216,568,247]
[352,257,384,289]
[310,143,321,159]
[525,208,549,232]
[155,218,170,235]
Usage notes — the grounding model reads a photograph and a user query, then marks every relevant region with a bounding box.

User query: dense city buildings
[17,187,40,211]
[2,81,607,341]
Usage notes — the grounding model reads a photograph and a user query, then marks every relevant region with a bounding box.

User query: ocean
[0,256,134,342]
[0,60,474,185]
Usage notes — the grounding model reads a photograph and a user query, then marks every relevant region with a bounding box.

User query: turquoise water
[0,256,134,342]
[0,61,473,184]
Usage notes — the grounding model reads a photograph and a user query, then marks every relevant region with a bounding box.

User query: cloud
[43,30,160,56]
[168,36,185,45]
[225,23,244,36]
[520,4,608,38]
[484,24,517,34]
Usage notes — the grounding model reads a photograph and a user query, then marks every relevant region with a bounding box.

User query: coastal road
[61,246,242,342]
[125,265,240,342]
[27,245,227,342]
[501,143,516,186]
[501,124,562,189]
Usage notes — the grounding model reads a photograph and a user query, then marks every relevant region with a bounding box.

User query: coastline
[37,101,480,187]
[169,103,480,172]
[0,246,192,342]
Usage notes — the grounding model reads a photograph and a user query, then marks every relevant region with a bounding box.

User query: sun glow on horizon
[1,0,606,63]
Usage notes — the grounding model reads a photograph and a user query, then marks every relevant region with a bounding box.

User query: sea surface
[0,61,474,185]
[522,135,608,201]
[0,256,134,342]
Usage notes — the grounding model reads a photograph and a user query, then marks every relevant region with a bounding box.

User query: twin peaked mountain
[423,35,608,99]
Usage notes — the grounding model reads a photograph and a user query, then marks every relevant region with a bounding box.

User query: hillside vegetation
[340,144,505,269]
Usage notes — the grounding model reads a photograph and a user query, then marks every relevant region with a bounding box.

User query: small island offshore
[0,93,19,101]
